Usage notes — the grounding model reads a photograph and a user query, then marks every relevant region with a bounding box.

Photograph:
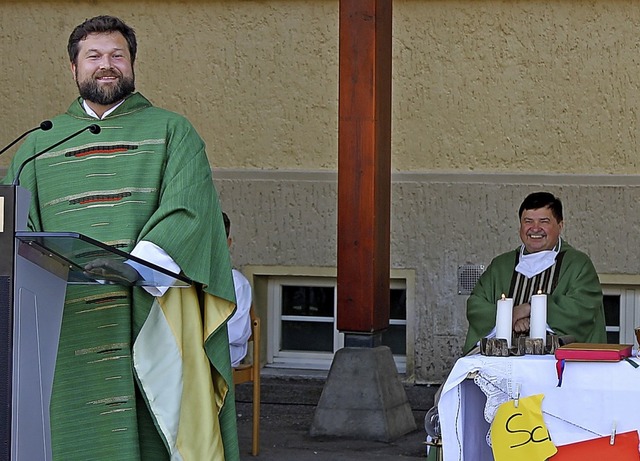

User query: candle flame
[537,289,542,295]
[501,293,506,300]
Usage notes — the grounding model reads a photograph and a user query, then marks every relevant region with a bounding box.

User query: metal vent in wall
[457,264,485,295]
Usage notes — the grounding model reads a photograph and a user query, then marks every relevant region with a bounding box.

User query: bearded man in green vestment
[2,15,240,461]
[464,191,606,354]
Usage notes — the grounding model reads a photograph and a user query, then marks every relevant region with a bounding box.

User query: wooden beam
[337,0,392,335]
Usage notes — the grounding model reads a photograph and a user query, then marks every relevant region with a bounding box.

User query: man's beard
[76,71,136,106]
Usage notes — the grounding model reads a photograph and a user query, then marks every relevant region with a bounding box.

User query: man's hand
[84,258,140,284]
[514,317,530,333]
[512,302,531,333]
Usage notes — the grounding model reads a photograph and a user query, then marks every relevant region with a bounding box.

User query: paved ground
[234,370,437,460]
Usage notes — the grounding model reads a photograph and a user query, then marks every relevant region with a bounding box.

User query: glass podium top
[15,231,192,287]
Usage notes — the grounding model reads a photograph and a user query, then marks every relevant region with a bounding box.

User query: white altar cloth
[438,353,640,461]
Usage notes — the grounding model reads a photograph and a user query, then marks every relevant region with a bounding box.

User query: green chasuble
[464,241,606,354]
[2,93,239,461]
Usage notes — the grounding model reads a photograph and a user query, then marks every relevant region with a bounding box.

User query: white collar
[82,99,125,120]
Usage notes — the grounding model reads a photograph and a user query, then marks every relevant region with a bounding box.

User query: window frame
[246,266,414,374]
[600,274,640,346]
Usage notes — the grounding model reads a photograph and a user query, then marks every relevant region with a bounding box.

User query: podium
[0,185,191,461]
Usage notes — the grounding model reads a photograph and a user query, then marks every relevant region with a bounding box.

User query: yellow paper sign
[490,394,557,461]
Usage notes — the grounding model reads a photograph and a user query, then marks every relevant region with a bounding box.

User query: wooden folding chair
[233,306,261,456]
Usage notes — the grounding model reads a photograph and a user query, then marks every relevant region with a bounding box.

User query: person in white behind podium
[2,15,239,461]
[464,191,606,354]
[222,211,253,366]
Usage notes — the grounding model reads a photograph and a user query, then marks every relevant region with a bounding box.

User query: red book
[554,343,632,362]
[554,343,633,386]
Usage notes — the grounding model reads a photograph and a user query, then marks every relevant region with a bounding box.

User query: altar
[437,353,640,461]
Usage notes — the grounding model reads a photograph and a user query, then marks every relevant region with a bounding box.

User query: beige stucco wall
[0,0,338,170]
[2,1,640,173]
[394,0,640,173]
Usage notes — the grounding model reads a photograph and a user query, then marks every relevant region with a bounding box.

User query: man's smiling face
[519,206,563,253]
[71,31,135,110]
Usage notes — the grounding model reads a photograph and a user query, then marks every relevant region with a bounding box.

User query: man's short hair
[68,15,137,65]
[518,192,563,222]
[222,211,231,238]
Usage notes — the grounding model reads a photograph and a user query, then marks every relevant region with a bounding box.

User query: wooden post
[312,4,415,440]
[337,0,392,343]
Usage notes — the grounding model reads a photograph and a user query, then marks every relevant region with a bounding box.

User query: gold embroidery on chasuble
[50,285,141,459]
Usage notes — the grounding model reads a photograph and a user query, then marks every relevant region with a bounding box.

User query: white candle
[496,295,513,348]
[530,292,547,346]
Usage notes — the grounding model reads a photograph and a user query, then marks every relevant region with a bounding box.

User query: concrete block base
[310,346,417,442]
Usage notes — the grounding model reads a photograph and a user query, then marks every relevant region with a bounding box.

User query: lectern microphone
[12,124,101,186]
[0,120,53,156]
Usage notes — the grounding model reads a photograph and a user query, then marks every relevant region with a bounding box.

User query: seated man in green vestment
[464,191,606,354]
[2,15,239,461]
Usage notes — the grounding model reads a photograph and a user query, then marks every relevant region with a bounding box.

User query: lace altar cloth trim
[472,357,515,447]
